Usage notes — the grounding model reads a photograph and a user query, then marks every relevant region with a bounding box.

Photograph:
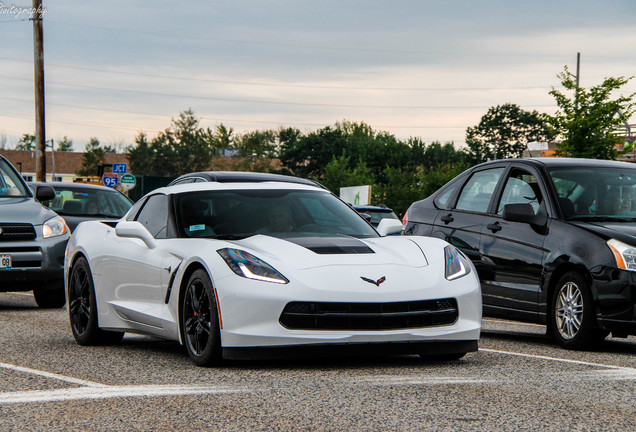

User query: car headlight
[217,248,289,284]
[444,245,471,280]
[607,239,636,271]
[43,216,69,238]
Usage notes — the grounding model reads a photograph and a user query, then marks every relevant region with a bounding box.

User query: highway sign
[112,163,127,174]
[119,173,137,190]
[102,173,119,188]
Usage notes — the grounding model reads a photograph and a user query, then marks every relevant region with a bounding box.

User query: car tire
[33,282,66,308]
[550,271,607,350]
[68,256,124,345]
[181,269,222,367]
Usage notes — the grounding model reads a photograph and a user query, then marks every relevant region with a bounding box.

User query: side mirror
[502,203,548,228]
[35,185,55,202]
[377,218,403,236]
[115,220,157,249]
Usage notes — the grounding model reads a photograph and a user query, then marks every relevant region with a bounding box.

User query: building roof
[0,149,129,175]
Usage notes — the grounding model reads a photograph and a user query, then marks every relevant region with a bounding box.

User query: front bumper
[0,234,69,292]
[592,266,636,335]
[214,263,482,350]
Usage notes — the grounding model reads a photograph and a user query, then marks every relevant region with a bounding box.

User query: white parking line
[480,348,636,372]
[356,376,494,386]
[0,362,107,388]
[482,319,545,328]
[0,385,247,404]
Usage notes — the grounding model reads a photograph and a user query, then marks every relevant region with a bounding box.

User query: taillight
[402,211,408,226]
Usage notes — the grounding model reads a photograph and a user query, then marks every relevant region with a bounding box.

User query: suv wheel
[33,282,66,308]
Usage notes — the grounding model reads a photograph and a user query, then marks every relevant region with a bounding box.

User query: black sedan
[31,182,133,232]
[403,157,636,349]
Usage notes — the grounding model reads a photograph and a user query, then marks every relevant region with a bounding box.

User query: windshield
[175,189,379,239]
[43,185,133,218]
[549,167,636,221]
[0,159,29,197]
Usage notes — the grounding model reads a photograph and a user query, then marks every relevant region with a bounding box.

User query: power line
[0,57,553,92]
[46,20,636,61]
[0,97,469,130]
[0,74,557,110]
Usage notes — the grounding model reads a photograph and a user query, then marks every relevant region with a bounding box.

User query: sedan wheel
[550,271,607,350]
[68,256,123,345]
[181,269,222,366]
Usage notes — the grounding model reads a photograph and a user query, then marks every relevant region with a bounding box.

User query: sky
[0,0,635,152]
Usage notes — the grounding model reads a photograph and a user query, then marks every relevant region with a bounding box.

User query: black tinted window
[456,168,504,213]
[497,169,543,214]
[135,194,168,238]
[434,181,461,209]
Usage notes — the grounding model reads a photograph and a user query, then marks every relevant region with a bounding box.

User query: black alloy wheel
[550,271,608,350]
[68,256,123,345]
[182,269,222,366]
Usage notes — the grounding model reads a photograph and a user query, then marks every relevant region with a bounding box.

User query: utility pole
[575,52,581,112]
[32,0,46,182]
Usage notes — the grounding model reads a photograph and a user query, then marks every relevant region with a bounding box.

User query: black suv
[404,157,636,349]
[0,155,69,307]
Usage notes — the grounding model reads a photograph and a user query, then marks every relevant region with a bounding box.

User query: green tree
[322,153,374,193]
[77,137,106,176]
[212,124,234,152]
[548,66,636,159]
[55,136,74,152]
[466,103,552,163]
[15,134,35,151]
[125,109,216,176]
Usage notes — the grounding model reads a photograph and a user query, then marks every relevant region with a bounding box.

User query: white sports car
[65,172,481,366]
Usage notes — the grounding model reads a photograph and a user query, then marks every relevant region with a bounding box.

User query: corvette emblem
[361,276,386,286]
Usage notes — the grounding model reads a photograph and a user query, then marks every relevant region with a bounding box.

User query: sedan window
[550,168,636,220]
[497,169,543,214]
[455,168,504,213]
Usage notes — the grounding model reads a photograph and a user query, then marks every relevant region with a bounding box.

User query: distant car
[168,170,326,188]
[404,157,636,350]
[354,205,400,227]
[0,155,69,308]
[65,171,481,366]
[31,182,134,232]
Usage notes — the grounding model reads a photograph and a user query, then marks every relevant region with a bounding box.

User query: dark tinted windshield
[0,159,29,197]
[175,189,378,239]
[43,186,133,217]
[549,167,636,221]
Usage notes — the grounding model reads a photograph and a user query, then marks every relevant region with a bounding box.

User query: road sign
[112,163,127,174]
[119,173,137,190]
[102,173,119,188]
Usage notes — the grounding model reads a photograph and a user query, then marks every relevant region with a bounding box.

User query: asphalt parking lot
[1,291,635,431]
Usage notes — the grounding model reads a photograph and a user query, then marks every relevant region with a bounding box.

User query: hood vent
[283,236,374,255]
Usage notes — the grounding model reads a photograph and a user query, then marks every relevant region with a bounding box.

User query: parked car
[65,172,481,366]
[354,205,400,227]
[0,156,69,308]
[403,157,636,349]
[31,182,134,232]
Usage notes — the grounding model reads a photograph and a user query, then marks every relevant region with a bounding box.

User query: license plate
[0,254,11,270]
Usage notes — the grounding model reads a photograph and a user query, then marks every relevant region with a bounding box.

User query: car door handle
[487,222,502,233]
[440,214,454,224]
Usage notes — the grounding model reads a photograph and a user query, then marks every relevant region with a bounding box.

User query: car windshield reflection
[175,189,379,239]
[550,167,636,221]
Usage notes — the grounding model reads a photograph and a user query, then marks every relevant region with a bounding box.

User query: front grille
[0,224,36,241]
[280,298,458,330]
